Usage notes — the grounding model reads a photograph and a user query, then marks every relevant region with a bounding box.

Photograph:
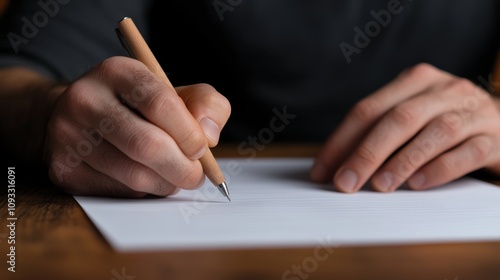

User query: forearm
[0,68,65,165]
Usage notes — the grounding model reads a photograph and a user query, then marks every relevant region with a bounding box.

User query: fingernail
[200,118,220,144]
[408,172,426,189]
[311,162,327,182]
[335,169,358,192]
[373,171,394,192]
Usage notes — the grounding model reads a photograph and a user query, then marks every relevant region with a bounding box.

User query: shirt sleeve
[0,0,151,82]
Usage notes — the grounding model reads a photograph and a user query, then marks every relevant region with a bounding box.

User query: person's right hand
[44,57,231,197]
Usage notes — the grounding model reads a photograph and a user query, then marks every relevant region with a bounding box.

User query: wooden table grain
[1,144,500,280]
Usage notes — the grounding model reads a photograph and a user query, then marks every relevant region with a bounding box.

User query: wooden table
[1,144,500,280]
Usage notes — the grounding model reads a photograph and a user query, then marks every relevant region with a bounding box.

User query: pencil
[116,17,230,202]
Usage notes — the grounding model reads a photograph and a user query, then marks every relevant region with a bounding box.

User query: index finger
[94,57,208,160]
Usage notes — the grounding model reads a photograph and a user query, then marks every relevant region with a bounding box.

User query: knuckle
[125,165,152,192]
[186,82,229,102]
[127,69,159,97]
[125,164,176,196]
[469,137,491,163]
[381,170,405,189]
[436,114,462,138]
[449,78,475,94]
[183,83,224,102]
[93,147,115,172]
[104,103,125,127]
[477,88,492,102]
[94,56,132,80]
[205,88,231,112]
[405,63,436,79]
[354,145,378,166]
[173,165,204,190]
[436,156,456,177]
[94,57,121,79]
[63,82,92,111]
[117,70,161,109]
[187,84,232,123]
[153,182,177,196]
[389,104,416,126]
[351,99,379,121]
[215,94,232,119]
[94,57,147,84]
[395,156,415,178]
[391,170,407,186]
[127,130,162,160]
[179,128,207,158]
[145,91,179,117]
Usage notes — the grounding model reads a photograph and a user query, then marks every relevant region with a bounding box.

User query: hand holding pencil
[45,20,231,198]
[117,17,231,201]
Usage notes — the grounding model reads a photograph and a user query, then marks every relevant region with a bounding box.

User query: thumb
[176,84,231,147]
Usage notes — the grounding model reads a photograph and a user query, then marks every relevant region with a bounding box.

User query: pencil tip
[217,182,231,202]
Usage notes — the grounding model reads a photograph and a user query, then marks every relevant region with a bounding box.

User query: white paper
[75,158,500,251]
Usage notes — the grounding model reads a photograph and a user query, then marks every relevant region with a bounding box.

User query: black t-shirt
[1,0,499,142]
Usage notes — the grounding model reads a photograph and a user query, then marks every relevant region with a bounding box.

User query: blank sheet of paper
[75,159,500,251]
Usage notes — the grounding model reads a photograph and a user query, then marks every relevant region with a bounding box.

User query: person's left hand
[311,63,500,192]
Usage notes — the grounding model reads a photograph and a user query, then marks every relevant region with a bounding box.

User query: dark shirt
[1,0,499,142]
